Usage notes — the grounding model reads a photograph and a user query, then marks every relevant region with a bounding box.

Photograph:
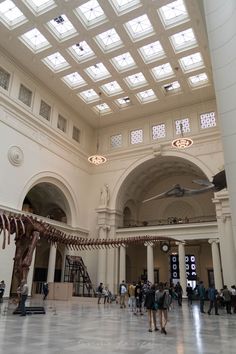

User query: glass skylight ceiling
[47,14,77,41]
[75,0,107,29]
[158,0,189,28]
[0,0,27,28]
[125,14,154,41]
[0,0,212,118]
[20,28,50,53]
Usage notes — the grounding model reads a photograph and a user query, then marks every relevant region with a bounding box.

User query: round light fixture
[172,137,193,149]
[88,154,107,165]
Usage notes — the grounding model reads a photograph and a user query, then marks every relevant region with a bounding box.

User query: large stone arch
[17,171,78,226]
[111,150,218,220]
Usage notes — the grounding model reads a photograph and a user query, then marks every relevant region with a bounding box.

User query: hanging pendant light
[88,92,107,165]
[172,122,193,149]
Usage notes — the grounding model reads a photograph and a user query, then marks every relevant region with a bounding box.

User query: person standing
[134,281,144,315]
[186,283,193,306]
[119,280,127,309]
[155,283,171,335]
[128,282,136,312]
[207,285,219,315]
[19,280,28,316]
[97,282,104,304]
[222,285,232,314]
[42,282,49,300]
[198,281,206,314]
[0,280,6,303]
[175,282,183,306]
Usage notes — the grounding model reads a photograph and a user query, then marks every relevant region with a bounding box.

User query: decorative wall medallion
[8,146,24,166]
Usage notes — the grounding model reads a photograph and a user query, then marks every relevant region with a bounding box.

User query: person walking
[42,282,49,300]
[119,280,127,309]
[145,284,158,332]
[155,283,171,335]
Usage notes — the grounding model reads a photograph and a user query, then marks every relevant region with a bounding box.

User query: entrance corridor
[0,299,236,354]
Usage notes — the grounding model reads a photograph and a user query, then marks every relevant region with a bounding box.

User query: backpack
[121,285,127,294]
[158,292,166,308]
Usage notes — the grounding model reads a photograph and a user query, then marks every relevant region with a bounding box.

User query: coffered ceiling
[0,0,214,127]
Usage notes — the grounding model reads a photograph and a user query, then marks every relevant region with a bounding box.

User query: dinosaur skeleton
[142,170,226,203]
[0,210,174,285]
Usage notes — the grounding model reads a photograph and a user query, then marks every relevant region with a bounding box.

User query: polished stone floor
[0,298,236,354]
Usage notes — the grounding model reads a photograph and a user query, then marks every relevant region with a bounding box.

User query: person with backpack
[119,280,127,309]
[155,283,171,335]
[145,284,158,332]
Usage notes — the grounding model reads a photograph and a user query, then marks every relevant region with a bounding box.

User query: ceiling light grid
[23,0,56,16]
[74,0,107,30]
[124,14,155,42]
[19,27,51,53]
[0,0,27,29]
[158,0,189,29]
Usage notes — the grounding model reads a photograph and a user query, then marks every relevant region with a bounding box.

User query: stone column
[97,226,108,285]
[60,247,67,282]
[203,0,236,254]
[208,239,223,291]
[145,243,154,284]
[177,242,187,296]
[47,243,57,283]
[27,249,36,296]
[222,215,236,286]
[119,245,126,284]
[106,225,116,293]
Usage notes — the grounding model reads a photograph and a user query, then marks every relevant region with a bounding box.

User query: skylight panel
[101,81,123,96]
[136,89,157,103]
[42,52,70,72]
[125,14,154,41]
[175,118,190,134]
[94,103,112,114]
[109,0,141,15]
[158,0,189,28]
[0,0,27,29]
[151,63,174,81]
[116,96,132,108]
[85,63,111,81]
[170,28,197,52]
[47,14,77,41]
[78,89,100,103]
[95,28,123,52]
[74,0,107,29]
[162,80,181,94]
[23,0,56,15]
[62,72,86,89]
[19,28,51,53]
[125,72,147,89]
[188,73,209,87]
[111,52,136,72]
[138,40,165,64]
[68,42,95,63]
[179,52,204,72]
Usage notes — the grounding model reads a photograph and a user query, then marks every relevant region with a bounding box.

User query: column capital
[144,241,154,247]
[208,239,219,245]
[222,214,231,223]
[175,241,186,246]
[97,224,111,231]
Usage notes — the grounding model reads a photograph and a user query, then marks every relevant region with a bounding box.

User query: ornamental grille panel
[39,100,51,121]
[152,123,166,140]
[0,67,10,90]
[18,84,32,107]
[200,112,216,129]
[110,133,122,148]
[130,129,143,144]
[170,254,196,280]
[57,114,67,132]
[175,118,190,134]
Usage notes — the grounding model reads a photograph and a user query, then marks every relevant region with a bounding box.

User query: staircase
[64,255,96,297]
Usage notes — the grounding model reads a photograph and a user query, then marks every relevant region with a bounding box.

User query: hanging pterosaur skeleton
[142,170,226,203]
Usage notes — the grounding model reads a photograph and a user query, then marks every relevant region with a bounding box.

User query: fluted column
[97,226,109,285]
[119,245,126,284]
[208,239,223,291]
[106,225,116,293]
[177,242,187,296]
[47,243,57,283]
[145,242,154,284]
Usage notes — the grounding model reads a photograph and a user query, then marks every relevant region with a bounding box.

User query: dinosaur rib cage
[0,211,175,251]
